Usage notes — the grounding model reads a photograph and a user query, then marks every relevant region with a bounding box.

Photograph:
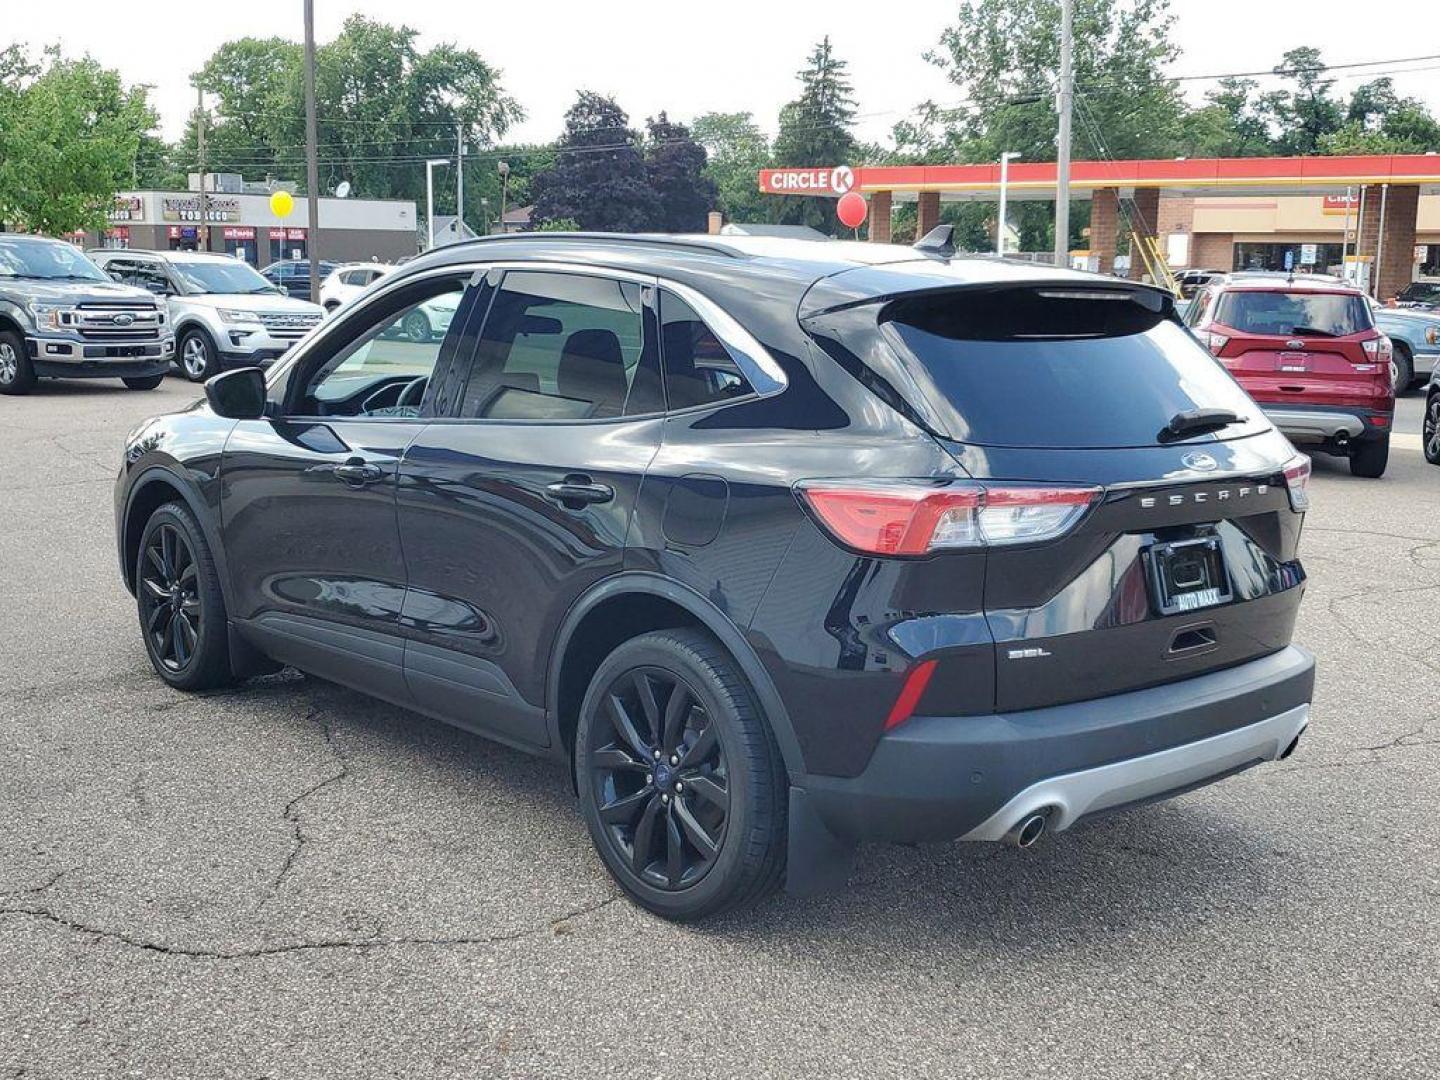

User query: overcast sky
[10,0,1440,148]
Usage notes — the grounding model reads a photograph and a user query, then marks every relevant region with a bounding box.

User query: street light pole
[497,161,510,235]
[456,122,465,237]
[426,159,449,250]
[1053,0,1074,267]
[997,151,1022,256]
[302,0,321,296]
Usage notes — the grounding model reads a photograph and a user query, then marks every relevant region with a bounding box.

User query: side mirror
[205,367,268,420]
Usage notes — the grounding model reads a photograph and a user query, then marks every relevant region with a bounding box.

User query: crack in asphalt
[0,868,72,904]
[261,707,348,906]
[0,895,621,962]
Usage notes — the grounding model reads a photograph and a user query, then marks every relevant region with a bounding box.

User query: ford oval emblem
[1182,451,1219,472]
[1286,339,1305,350]
[113,314,134,326]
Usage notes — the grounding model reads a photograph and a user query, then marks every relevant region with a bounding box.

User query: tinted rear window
[879,288,1261,449]
[1214,290,1371,337]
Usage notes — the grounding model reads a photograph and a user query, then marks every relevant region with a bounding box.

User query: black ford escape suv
[115,232,1315,920]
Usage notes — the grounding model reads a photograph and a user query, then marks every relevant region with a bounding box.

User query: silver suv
[91,250,324,382]
[0,234,173,396]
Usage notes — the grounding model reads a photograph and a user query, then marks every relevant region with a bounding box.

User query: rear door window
[877,287,1263,449]
[659,291,755,409]
[460,271,663,420]
[1214,291,1372,337]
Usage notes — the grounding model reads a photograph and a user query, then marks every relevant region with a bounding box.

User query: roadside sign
[1284,250,1295,271]
[758,165,856,197]
[1300,243,1318,265]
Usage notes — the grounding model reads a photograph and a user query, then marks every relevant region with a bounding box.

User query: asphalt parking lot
[1,377,1436,1079]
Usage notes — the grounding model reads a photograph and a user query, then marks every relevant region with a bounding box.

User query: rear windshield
[879,288,1261,449]
[1214,290,1371,337]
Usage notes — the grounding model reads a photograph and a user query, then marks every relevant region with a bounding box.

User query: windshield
[173,259,277,295]
[1214,290,1371,337]
[1400,282,1440,303]
[0,238,109,282]
[874,288,1261,449]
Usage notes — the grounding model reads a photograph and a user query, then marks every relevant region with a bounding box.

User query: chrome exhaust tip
[1005,812,1049,849]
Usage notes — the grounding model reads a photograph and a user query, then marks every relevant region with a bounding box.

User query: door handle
[333,460,384,485]
[544,478,614,507]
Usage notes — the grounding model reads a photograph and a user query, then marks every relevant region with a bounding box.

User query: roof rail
[444,231,746,259]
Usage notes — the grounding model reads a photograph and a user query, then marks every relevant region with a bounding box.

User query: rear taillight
[1282,455,1311,512]
[1203,331,1230,355]
[1362,336,1393,362]
[797,480,1101,555]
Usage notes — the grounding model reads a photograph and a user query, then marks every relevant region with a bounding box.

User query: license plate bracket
[1145,536,1232,616]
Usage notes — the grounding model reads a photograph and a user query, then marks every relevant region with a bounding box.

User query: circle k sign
[759,165,858,196]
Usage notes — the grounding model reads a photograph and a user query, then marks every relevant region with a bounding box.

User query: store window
[1232,242,1345,276]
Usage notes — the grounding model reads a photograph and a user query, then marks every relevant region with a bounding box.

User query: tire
[122,375,164,391]
[575,628,787,921]
[134,502,236,691]
[1423,392,1440,466]
[0,329,37,395]
[1349,435,1390,478]
[178,328,219,382]
[401,309,431,343]
[1391,344,1415,396]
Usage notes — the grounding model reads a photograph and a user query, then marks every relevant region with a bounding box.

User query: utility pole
[303,0,322,295]
[456,122,465,238]
[1053,0,1074,268]
[196,86,208,252]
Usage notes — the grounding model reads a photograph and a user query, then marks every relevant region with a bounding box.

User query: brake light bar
[797,480,1101,556]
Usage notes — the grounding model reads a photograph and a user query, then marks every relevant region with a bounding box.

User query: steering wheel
[360,375,427,416]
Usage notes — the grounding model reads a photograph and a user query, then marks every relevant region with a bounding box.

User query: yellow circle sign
[269,190,295,219]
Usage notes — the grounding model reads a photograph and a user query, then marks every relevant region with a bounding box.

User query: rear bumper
[1261,404,1390,449]
[1412,350,1439,377]
[795,644,1315,847]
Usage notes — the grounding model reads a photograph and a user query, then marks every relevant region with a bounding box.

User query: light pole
[426,158,449,250]
[302,0,321,292]
[997,151,1022,256]
[497,161,511,235]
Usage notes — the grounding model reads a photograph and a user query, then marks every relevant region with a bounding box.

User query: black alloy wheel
[589,666,730,892]
[576,629,787,921]
[134,503,235,691]
[140,520,203,673]
[1424,392,1440,465]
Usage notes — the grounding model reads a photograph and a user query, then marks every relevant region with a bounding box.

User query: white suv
[318,262,394,313]
[92,250,325,381]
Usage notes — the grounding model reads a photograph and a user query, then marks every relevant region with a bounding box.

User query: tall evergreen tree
[644,113,715,232]
[531,92,657,232]
[772,37,857,233]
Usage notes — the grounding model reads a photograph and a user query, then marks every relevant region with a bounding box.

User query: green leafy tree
[1259,47,1345,155]
[644,113,715,232]
[1322,77,1440,154]
[692,111,773,225]
[0,48,156,234]
[531,92,658,231]
[925,0,1187,165]
[772,37,857,233]
[184,16,520,221]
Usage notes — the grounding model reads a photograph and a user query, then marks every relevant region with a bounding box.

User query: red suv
[1186,274,1394,477]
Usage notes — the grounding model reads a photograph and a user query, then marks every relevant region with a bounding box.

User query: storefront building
[81,189,418,266]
